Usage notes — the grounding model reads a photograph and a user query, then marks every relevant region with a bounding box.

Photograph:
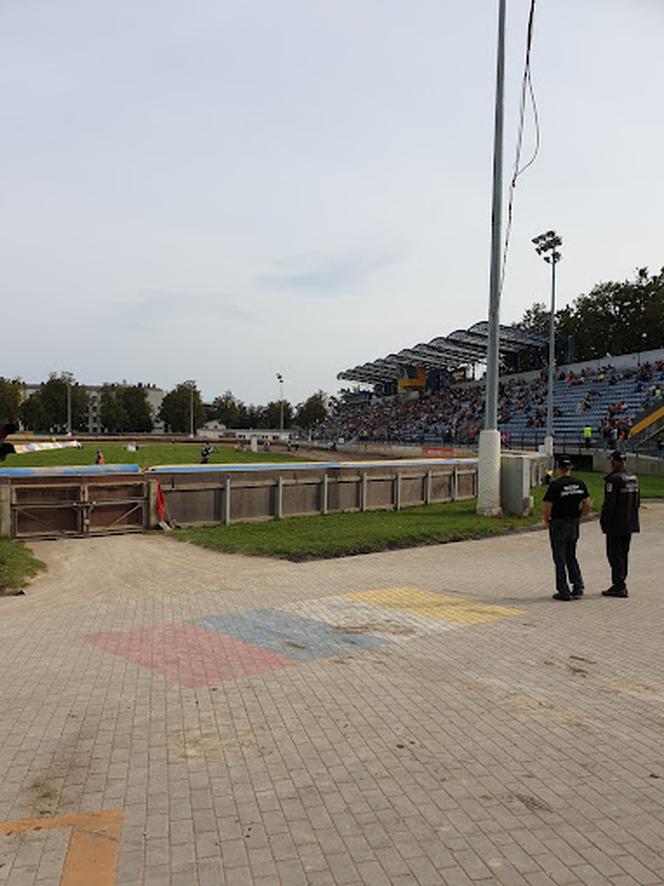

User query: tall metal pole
[477,0,506,516]
[533,231,561,457]
[545,259,556,451]
[279,378,284,432]
[67,380,72,436]
[190,384,194,438]
[277,373,284,433]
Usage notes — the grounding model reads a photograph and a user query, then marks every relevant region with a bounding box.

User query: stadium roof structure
[337,321,546,385]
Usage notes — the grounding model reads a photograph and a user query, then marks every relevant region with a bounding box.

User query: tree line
[515,266,664,362]
[0,374,332,434]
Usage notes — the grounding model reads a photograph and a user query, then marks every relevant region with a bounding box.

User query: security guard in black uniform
[543,455,590,601]
[600,451,640,598]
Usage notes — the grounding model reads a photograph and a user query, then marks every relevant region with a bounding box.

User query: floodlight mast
[533,231,563,456]
[477,0,506,517]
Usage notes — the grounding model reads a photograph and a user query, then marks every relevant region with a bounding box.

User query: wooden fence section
[0,475,147,539]
[155,464,478,527]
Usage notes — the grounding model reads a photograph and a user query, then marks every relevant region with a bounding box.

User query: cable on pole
[499,0,540,298]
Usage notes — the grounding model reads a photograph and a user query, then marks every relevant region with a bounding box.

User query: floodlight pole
[532,231,562,457]
[185,379,196,438]
[277,373,284,432]
[545,257,556,454]
[63,371,73,436]
[477,0,506,517]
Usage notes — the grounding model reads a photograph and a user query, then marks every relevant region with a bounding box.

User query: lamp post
[477,0,506,517]
[532,230,562,457]
[276,373,284,433]
[62,371,74,436]
[185,379,196,438]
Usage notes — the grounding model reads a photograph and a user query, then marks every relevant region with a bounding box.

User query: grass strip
[0,538,46,591]
[174,493,546,561]
[1,442,303,469]
[174,470,664,562]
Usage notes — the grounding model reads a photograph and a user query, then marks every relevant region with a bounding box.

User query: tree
[514,302,549,336]
[211,391,245,428]
[263,400,293,429]
[158,383,205,433]
[245,404,266,428]
[122,385,153,432]
[295,391,328,429]
[33,374,88,432]
[516,267,664,364]
[99,384,128,432]
[20,392,49,432]
[0,378,23,424]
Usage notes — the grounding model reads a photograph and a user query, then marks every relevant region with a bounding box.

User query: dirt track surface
[1,503,663,884]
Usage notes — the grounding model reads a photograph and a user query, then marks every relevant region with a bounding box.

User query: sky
[1,0,663,406]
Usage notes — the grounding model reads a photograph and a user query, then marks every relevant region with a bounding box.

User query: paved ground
[1,504,663,886]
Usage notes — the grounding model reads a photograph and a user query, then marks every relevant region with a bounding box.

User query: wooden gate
[8,476,147,538]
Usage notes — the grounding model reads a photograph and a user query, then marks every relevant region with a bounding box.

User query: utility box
[501,454,533,517]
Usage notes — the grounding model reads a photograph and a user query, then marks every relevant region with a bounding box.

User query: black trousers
[606,534,631,590]
[549,519,583,594]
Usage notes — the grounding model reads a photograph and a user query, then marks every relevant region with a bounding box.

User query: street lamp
[276,373,284,433]
[532,230,562,457]
[62,371,74,436]
[185,379,196,438]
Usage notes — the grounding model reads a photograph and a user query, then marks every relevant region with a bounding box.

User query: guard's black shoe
[601,587,628,598]
[571,587,584,597]
[552,592,572,601]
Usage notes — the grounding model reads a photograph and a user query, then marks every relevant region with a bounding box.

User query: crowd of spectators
[316,360,664,446]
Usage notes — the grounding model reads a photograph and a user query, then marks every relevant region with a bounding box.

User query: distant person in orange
[95,449,105,465]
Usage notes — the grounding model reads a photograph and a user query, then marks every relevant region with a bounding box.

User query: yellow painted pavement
[345,586,523,625]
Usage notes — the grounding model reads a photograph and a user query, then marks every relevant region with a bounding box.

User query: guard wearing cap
[600,451,640,598]
[543,455,590,601]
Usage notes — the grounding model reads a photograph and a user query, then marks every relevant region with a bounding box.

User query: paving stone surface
[0,501,663,885]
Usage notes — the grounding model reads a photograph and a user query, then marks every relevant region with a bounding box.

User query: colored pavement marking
[344,587,523,625]
[84,623,298,688]
[281,596,457,643]
[194,608,391,662]
[0,810,124,886]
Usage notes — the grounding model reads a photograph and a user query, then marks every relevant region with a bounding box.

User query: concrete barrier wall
[591,450,664,476]
[149,460,479,527]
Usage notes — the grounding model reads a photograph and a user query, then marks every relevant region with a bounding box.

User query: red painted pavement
[84,622,298,687]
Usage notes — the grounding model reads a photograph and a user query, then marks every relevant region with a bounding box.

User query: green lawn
[175,486,547,561]
[0,538,45,591]
[174,470,664,562]
[1,442,303,469]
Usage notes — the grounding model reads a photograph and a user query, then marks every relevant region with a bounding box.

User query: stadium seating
[319,359,664,447]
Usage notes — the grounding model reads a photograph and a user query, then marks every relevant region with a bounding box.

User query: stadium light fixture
[477,0,506,517]
[532,231,562,456]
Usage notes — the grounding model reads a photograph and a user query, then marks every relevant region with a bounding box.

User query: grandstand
[329,321,664,449]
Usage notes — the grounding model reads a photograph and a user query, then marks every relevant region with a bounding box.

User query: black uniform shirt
[600,469,640,535]
[543,475,589,520]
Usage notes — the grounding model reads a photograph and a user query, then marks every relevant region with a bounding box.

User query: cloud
[257,248,399,297]
[114,289,256,331]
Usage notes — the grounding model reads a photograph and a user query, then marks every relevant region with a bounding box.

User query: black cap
[610,450,626,462]
[556,455,572,468]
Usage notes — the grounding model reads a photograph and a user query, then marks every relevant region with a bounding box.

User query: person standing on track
[600,451,640,598]
[543,455,591,601]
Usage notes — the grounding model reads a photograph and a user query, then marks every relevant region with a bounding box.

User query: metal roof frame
[336,320,546,385]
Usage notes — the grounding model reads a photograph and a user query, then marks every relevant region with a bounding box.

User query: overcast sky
[1,0,662,405]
